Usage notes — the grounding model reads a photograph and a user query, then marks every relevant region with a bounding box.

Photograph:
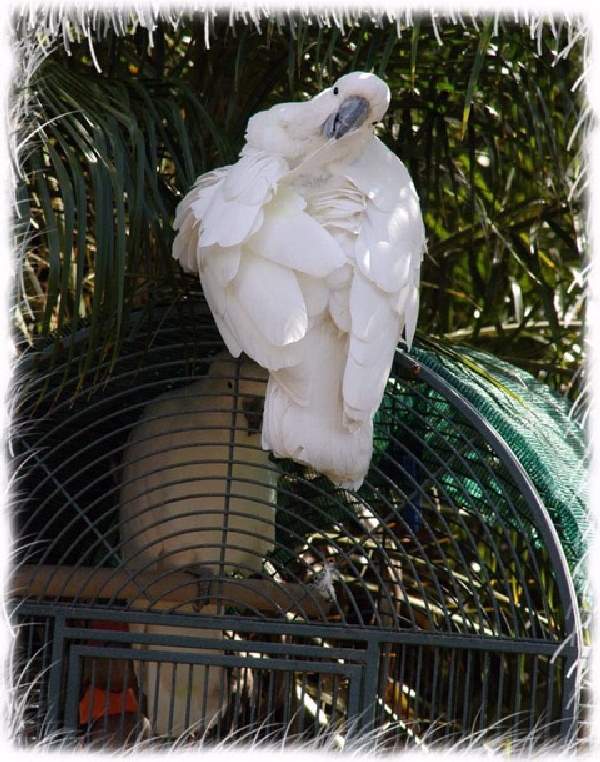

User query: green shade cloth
[401,342,587,595]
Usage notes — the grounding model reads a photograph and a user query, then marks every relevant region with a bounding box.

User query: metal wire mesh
[10,295,584,749]
[408,344,587,595]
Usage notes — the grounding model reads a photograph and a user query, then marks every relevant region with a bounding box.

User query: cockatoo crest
[173,72,425,489]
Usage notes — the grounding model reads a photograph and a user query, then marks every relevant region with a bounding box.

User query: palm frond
[14,14,586,400]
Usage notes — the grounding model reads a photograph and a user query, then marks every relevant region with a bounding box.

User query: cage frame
[10,302,585,748]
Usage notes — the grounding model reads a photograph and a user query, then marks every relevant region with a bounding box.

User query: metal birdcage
[10,294,588,750]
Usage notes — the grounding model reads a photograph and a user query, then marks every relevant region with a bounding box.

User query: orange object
[79,686,139,725]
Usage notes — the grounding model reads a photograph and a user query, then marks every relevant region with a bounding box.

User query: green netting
[405,341,588,595]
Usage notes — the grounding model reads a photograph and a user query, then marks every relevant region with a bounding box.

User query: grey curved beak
[322,95,370,139]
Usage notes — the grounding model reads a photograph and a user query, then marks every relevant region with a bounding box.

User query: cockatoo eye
[333,86,339,95]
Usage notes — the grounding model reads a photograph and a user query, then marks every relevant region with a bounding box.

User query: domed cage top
[10,295,587,750]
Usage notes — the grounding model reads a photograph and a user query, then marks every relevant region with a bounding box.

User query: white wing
[172,168,232,272]
[173,151,347,372]
[343,137,425,426]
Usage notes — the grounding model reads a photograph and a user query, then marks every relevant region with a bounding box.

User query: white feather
[344,308,400,425]
[222,151,287,204]
[328,286,352,333]
[348,270,391,341]
[345,137,415,212]
[203,246,241,286]
[173,169,230,274]
[354,202,423,292]
[325,263,353,289]
[172,72,425,489]
[233,255,308,347]
[263,321,371,489]
[198,262,227,316]
[221,294,307,371]
[307,186,366,234]
[174,169,228,231]
[344,337,399,417]
[177,155,288,249]
[247,196,346,277]
[296,272,330,318]
[199,200,265,249]
[211,310,243,359]
[404,274,421,349]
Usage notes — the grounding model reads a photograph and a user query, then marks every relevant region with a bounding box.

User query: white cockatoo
[173,72,425,490]
[119,352,277,737]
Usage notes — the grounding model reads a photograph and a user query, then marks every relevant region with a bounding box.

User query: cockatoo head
[244,72,390,165]
[207,351,268,435]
